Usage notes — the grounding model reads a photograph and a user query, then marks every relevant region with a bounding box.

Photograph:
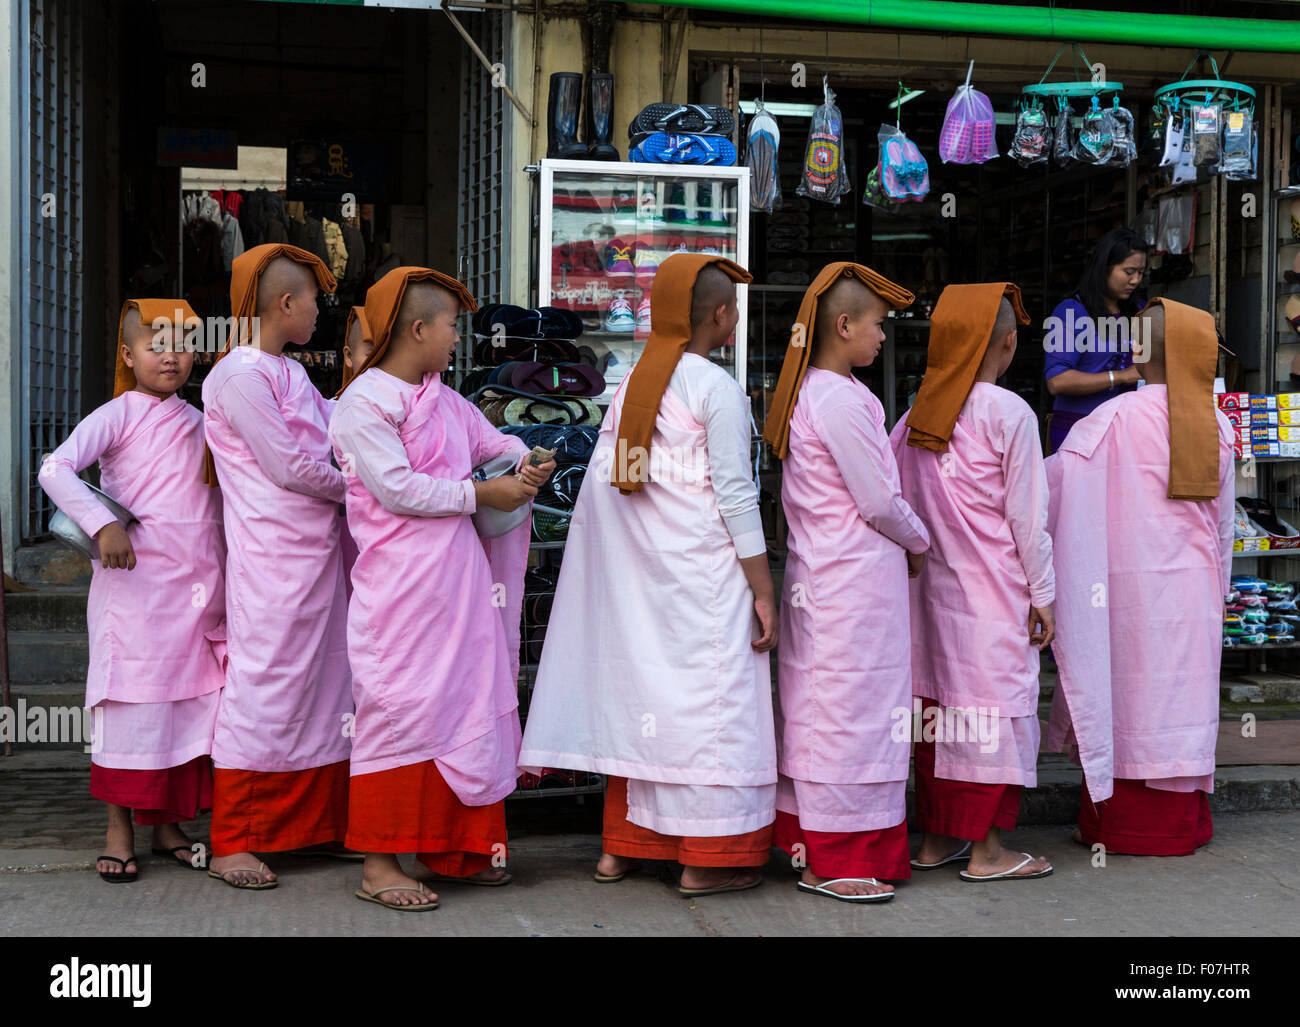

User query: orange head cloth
[904,282,1030,453]
[336,305,374,396]
[114,299,200,398]
[337,266,478,398]
[201,243,338,486]
[761,262,915,460]
[1141,297,1220,502]
[612,252,752,493]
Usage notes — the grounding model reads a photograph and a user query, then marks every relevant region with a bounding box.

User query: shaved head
[121,306,150,348]
[395,282,457,335]
[689,266,737,328]
[989,298,1018,346]
[815,278,887,347]
[1136,303,1166,372]
[256,258,318,315]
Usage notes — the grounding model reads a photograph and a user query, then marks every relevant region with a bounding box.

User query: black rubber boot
[547,72,588,160]
[586,73,619,161]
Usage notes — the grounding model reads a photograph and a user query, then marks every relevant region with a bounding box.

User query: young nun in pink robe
[1046,298,1233,856]
[40,300,226,882]
[891,284,1055,882]
[201,244,353,889]
[519,254,780,898]
[329,267,548,911]
[761,263,927,903]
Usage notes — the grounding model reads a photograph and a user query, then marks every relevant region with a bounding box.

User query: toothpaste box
[1280,426,1300,441]
[1282,441,1300,457]
[1252,426,1281,442]
[1251,394,1279,410]
[1233,440,1250,459]
[1225,408,1251,427]
[1219,392,1251,410]
[1252,409,1281,426]
[1253,441,1282,458]
[1235,425,1255,445]
[1278,393,1300,408]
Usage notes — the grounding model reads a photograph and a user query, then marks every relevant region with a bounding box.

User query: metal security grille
[456,11,509,378]
[21,0,84,539]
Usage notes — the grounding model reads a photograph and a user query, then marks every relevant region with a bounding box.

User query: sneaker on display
[605,294,635,332]
[636,298,652,331]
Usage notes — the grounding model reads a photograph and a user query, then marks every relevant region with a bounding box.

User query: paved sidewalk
[3,806,1296,937]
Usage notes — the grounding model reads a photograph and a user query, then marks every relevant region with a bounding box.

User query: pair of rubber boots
[547,72,618,161]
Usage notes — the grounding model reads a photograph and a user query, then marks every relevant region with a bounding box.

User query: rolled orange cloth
[904,282,1030,453]
[203,243,337,485]
[338,266,478,398]
[612,252,752,494]
[113,299,200,398]
[1141,297,1220,502]
[762,262,914,460]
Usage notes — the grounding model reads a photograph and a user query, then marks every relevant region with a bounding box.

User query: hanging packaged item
[746,100,782,213]
[1075,96,1114,164]
[1105,99,1137,167]
[1158,193,1195,254]
[1191,102,1223,166]
[877,123,929,202]
[1171,124,1198,185]
[797,79,850,204]
[1159,105,1186,167]
[1010,99,1052,167]
[939,61,998,164]
[1052,97,1076,167]
[1221,108,1255,180]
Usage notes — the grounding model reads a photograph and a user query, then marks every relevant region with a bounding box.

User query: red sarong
[913,704,1022,842]
[773,811,911,880]
[1079,776,1212,856]
[89,755,213,826]
[346,759,507,878]
[210,760,349,857]
[601,775,772,867]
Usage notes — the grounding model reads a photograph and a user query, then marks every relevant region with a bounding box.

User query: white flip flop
[959,852,1053,883]
[795,877,895,903]
[911,840,972,870]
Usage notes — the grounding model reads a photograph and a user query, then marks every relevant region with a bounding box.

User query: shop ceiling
[638,0,1300,53]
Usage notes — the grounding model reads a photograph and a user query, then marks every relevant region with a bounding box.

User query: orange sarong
[345,759,507,878]
[210,760,350,857]
[601,775,772,868]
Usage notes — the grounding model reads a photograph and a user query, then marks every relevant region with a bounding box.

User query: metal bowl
[470,453,531,539]
[49,482,138,561]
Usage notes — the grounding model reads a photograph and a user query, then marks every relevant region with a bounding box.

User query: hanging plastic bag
[1171,125,1197,185]
[1053,97,1076,167]
[877,123,929,202]
[746,100,782,213]
[1192,102,1222,167]
[1010,99,1051,167]
[1158,193,1195,254]
[1221,108,1254,180]
[797,79,850,204]
[1134,202,1158,248]
[939,61,998,164]
[1105,99,1137,167]
[1075,96,1114,164]
[1159,106,1185,167]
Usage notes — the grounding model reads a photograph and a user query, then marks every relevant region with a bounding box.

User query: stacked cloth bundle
[461,303,607,431]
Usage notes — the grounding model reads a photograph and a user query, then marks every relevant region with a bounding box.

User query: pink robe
[329,368,530,805]
[890,382,1054,787]
[777,368,929,832]
[39,392,226,769]
[1045,386,1234,801]
[201,349,352,773]
[519,357,776,837]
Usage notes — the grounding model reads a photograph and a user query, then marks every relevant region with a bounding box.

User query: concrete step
[13,541,92,587]
[1221,675,1300,705]
[6,631,89,684]
[2,586,89,632]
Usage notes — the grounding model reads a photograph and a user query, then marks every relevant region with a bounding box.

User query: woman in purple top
[1044,228,1149,453]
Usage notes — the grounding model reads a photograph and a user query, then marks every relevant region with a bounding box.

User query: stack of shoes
[501,422,600,547]
[627,103,738,167]
[1224,576,1299,647]
[463,303,605,428]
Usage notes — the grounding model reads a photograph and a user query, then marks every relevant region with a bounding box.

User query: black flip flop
[97,855,138,883]
[151,844,202,869]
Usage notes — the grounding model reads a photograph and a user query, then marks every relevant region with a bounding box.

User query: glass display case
[533,159,750,402]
